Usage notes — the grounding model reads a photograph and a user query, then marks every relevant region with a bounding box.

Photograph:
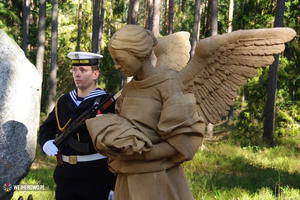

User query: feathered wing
[178,27,296,124]
[153,31,191,71]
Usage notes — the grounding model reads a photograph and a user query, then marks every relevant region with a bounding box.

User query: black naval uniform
[39,88,116,200]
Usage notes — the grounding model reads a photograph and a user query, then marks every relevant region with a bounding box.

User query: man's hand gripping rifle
[54,89,122,166]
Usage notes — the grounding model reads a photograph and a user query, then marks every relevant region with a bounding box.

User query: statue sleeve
[86,114,153,158]
[157,93,205,163]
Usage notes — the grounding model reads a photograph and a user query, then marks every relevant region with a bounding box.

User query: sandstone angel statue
[153,27,296,124]
[86,25,296,200]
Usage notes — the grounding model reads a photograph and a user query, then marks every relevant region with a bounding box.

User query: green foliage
[231,110,264,146]
[218,0,229,34]
[1,0,299,136]
[2,1,300,198]
[99,46,122,93]
[233,50,300,144]
[112,0,126,19]
[231,68,267,146]
[0,0,22,41]
[233,0,275,30]
[231,0,300,142]
[173,0,195,33]
[284,0,300,30]
[0,2,21,24]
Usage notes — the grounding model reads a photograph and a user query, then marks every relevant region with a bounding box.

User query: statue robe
[86,71,205,200]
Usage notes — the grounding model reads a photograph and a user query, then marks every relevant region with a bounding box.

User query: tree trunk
[145,0,153,30]
[227,0,234,33]
[92,0,100,53]
[204,0,210,37]
[162,0,168,34]
[127,0,139,25]
[168,0,174,34]
[150,0,161,66]
[98,0,106,52]
[206,0,218,131]
[47,0,58,115]
[36,0,46,77]
[210,0,218,36]
[191,0,203,59]
[128,0,133,24]
[36,0,46,112]
[263,0,286,140]
[152,0,161,39]
[126,0,139,84]
[22,0,30,56]
[133,0,140,24]
[76,0,82,51]
[227,0,234,121]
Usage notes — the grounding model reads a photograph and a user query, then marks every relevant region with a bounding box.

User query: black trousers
[54,174,116,200]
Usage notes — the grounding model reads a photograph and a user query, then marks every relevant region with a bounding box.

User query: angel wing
[154,28,296,124]
[153,31,191,71]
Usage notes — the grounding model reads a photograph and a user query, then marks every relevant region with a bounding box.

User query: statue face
[109,48,143,77]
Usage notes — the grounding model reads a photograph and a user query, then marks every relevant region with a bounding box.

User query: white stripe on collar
[69,88,107,106]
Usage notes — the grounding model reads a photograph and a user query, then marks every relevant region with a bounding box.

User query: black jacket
[39,88,116,179]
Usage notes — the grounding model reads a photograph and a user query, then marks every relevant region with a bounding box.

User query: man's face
[71,66,99,90]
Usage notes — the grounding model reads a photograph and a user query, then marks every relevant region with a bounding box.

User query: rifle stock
[54,90,122,165]
[56,150,63,166]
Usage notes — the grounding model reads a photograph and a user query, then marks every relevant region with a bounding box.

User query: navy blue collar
[69,88,106,106]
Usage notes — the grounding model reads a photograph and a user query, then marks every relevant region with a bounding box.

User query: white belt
[62,153,106,164]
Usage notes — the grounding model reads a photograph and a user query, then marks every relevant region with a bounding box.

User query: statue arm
[143,141,177,161]
[154,82,205,163]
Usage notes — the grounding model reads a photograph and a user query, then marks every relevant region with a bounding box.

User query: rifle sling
[66,137,90,153]
[63,96,103,153]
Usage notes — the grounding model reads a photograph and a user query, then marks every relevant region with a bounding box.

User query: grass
[184,143,300,199]
[12,122,300,200]
[184,121,300,200]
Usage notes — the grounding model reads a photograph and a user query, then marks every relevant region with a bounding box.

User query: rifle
[54,89,122,166]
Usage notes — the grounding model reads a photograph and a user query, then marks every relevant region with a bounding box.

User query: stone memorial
[0,29,41,200]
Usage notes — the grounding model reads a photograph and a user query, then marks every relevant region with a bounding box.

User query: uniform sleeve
[38,107,59,151]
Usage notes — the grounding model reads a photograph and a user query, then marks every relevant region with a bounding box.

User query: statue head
[108,25,158,59]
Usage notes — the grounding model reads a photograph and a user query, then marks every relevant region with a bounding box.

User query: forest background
[1,0,300,199]
[1,0,299,143]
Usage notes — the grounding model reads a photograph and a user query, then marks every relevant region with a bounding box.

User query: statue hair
[108,25,158,58]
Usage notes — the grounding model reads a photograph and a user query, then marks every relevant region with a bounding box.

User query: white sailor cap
[67,51,103,66]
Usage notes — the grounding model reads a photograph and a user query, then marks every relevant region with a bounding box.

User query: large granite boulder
[0,29,41,200]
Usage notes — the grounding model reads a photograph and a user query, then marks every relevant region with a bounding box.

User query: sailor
[39,51,116,200]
